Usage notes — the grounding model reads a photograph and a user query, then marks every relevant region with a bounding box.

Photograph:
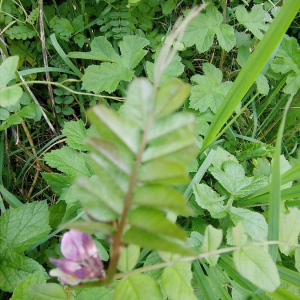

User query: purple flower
[49,229,105,285]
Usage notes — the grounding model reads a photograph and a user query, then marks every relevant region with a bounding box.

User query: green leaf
[44,146,91,177]
[271,37,300,74]
[113,274,163,300]
[76,286,114,300]
[190,63,233,113]
[0,201,51,252]
[183,6,235,53]
[155,79,191,118]
[200,225,223,266]
[42,173,74,195]
[68,36,121,62]
[143,113,197,163]
[88,105,140,154]
[28,283,73,300]
[146,52,184,85]
[279,207,300,256]
[0,86,23,108]
[128,207,187,240]
[210,161,268,198]
[119,78,153,129]
[11,272,46,300]
[137,159,189,185]
[161,262,197,300]
[117,244,140,272]
[132,185,192,215]
[75,176,123,222]
[82,63,133,93]
[233,244,280,292]
[62,120,88,151]
[61,220,115,236]
[119,36,150,70]
[0,251,46,292]
[124,227,194,255]
[0,56,19,88]
[193,183,227,219]
[0,108,9,120]
[235,5,270,40]
[229,207,268,241]
[162,0,175,15]
[295,248,300,273]
[48,201,66,229]
[49,16,74,40]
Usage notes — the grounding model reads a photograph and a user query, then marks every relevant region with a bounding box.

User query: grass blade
[268,96,293,261]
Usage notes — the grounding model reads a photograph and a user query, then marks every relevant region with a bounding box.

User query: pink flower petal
[61,229,94,261]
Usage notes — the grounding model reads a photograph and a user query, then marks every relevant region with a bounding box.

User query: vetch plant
[49,229,105,286]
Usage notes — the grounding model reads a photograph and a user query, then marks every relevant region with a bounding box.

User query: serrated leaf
[128,207,186,240]
[68,36,121,62]
[210,160,268,198]
[28,283,72,300]
[11,272,46,300]
[0,56,19,88]
[44,146,91,177]
[117,245,140,272]
[200,225,223,266]
[193,183,227,219]
[146,52,184,85]
[233,244,280,292]
[183,6,235,53]
[48,201,66,229]
[49,16,74,40]
[161,262,197,300]
[42,173,74,195]
[82,63,133,93]
[229,207,268,241]
[113,274,163,300]
[132,185,192,215]
[190,63,233,113]
[0,86,23,108]
[88,105,140,154]
[120,35,150,69]
[75,176,123,222]
[279,207,300,256]
[236,5,271,40]
[119,78,153,129]
[0,251,46,292]
[271,37,300,74]
[155,79,191,118]
[62,120,88,151]
[0,201,51,252]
